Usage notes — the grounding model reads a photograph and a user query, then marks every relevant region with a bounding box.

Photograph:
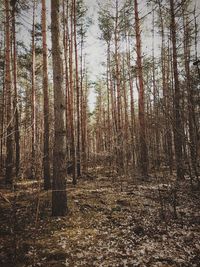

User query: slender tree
[11,0,20,177]
[73,0,81,177]
[69,0,77,185]
[170,0,184,180]
[5,0,13,184]
[31,0,36,179]
[51,0,68,216]
[134,0,148,177]
[42,0,51,189]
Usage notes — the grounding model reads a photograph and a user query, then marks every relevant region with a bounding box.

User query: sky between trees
[16,0,200,111]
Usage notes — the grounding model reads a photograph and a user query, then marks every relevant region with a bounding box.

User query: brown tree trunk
[31,0,36,179]
[170,0,184,180]
[42,0,51,189]
[158,0,173,173]
[134,0,148,177]
[51,0,68,216]
[115,0,123,174]
[69,0,77,185]
[5,0,13,184]
[73,0,81,177]
[0,50,5,172]
[63,0,71,159]
[11,0,20,178]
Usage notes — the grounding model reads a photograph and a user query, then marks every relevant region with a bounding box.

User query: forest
[0,0,200,266]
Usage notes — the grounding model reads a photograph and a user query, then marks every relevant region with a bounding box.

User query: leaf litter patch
[0,172,200,267]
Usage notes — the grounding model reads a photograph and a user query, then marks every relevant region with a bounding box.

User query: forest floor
[0,167,200,267]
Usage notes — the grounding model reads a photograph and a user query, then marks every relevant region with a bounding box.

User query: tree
[31,0,36,179]
[11,0,20,177]
[51,0,68,216]
[170,0,184,180]
[41,0,51,190]
[5,0,13,184]
[134,0,148,177]
[73,0,81,178]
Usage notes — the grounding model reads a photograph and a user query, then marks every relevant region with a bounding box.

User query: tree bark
[73,0,81,177]
[5,0,13,184]
[134,0,148,177]
[51,0,68,216]
[31,0,36,179]
[42,0,51,190]
[170,0,184,180]
[10,0,20,178]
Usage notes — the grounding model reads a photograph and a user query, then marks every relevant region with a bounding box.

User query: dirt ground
[0,168,200,267]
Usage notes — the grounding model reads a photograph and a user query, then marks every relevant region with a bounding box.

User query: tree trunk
[5,0,13,184]
[69,0,77,185]
[31,0,36,179]
[51,0,68,216]
[182,4,199,181]
[73,0,81,178]
[42,0,51,190]
[11,0,20,178]
[170,0,184,180]
[134,0,148,177]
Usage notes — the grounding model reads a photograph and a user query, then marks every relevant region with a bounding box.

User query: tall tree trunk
[63,0,70,159]
[42,0,51,189]
[51,0,68,216]
[158,0,173,173]
[11,0,20,177]
[5,0,13,184]
[80,32,86,173]
[182,4,199,181]
[170,0,184,180]
[73,0,81,177]
[0,38,5,172]
[31,0,36,179]
[134,0,148,177]
[126,34,136,169]
[152,8,160,168]
[69,0,77,185]
[115,0,123,174]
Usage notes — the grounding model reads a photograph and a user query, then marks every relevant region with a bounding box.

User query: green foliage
[76,0,92,39]
[98,8,114,43]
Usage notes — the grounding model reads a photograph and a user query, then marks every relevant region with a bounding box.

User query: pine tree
[51,0,68,216]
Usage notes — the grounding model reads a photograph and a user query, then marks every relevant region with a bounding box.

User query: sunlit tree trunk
[182,4,199,181]
[51,0,68,216]
[69,0,77,184]
[126,34,136,169]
